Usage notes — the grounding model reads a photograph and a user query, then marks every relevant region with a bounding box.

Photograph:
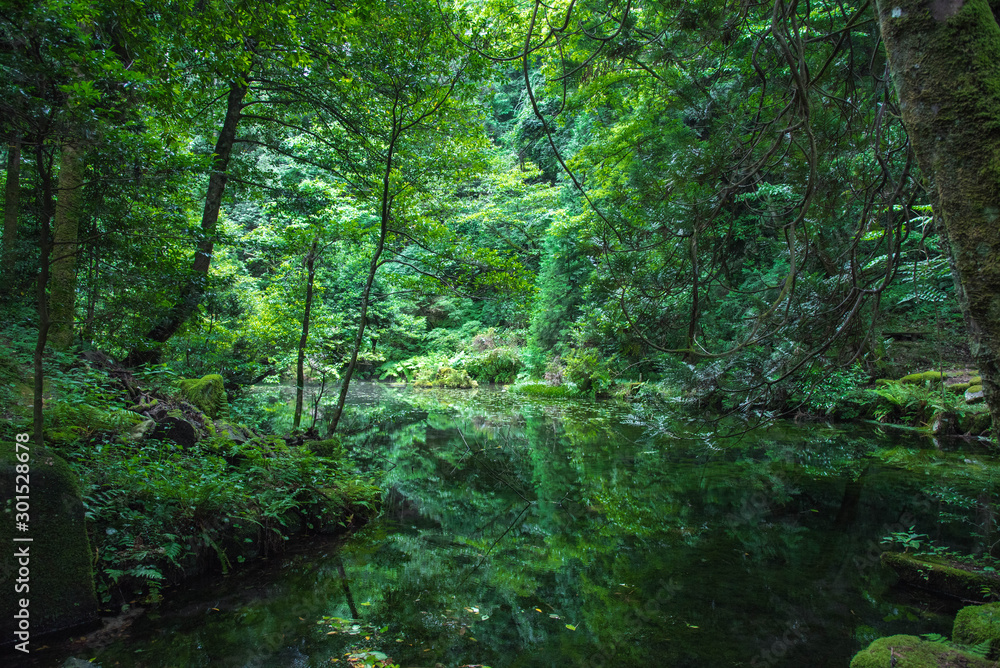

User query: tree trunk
[294,237,319,431]
[125,78,248,366]
[875,0,1000,442]
[49,142,84,350]
[3,137,21,278]
[328,133,397,435]
[33,146,55,447]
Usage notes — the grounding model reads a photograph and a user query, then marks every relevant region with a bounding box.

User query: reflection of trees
[338,389,985,665]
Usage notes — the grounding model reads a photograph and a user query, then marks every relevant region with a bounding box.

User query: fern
[919,633,991,658]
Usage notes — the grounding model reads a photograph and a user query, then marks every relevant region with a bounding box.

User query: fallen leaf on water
[566,624,576,631]
[534,608,542,612]
[549,614,560,619]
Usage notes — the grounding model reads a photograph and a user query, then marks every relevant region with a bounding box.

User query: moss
[958,408,993,435]
[850,634,994,667]
[0,446,98,641]
[875,378,899,386]
[304,437,345,458]
[44,403,145,445]
[900,371,947,385]
[510,382,574,398]
[947,382,971,393]
[176,374,228,419]
[953,603,1000,658]
[881,552,1000,601]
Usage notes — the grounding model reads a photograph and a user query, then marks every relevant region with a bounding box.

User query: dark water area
[27,383,999,667]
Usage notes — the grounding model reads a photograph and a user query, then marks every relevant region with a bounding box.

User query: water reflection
[49,384,998,667]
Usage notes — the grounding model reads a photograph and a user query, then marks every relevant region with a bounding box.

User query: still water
[48,384,999,666]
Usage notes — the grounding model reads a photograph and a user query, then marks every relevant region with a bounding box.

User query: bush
[564,347,611,397]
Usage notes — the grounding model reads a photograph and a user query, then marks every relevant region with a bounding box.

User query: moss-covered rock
[304,437,345,458]
[176,374,228,419]
[881,552,1000,601]
[43,403,146,445]
[953,603,1000,658]
[0,446,98,647]
[967,385,985,404]
[946,382,971,394]
[900,371,947,385]
[212,420,253,444]
[850,634,994,667]
[152,416,200,448]
[958,408,992,435]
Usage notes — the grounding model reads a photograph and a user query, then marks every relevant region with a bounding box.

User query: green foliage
[563,347,611,398]
[787,364,869,418]
[77,437,379,607]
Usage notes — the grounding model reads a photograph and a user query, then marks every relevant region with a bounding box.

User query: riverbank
[0,348,381,627]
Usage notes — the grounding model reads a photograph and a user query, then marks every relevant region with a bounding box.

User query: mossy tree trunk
[875,0,1000,442]
[294,237,319,431]
[49,142,84,351]
[3,137,21,278]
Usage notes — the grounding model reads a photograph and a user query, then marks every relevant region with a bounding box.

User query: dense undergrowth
[0,313,381,611]
[368,316,990,438]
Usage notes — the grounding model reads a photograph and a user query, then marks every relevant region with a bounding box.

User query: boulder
[881,552,1000,601]
[176,374,228,419]
[0,446,99,647]
[850,634,993,667]
[953,602,1000,659]
[152,416,199,448]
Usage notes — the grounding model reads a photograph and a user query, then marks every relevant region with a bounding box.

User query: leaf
[565,624,576,631]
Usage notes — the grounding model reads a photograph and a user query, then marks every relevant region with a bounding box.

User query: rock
[212,420,252,444]
[900,371,946,385]
[63,659,100,668]
[930,411,958,436]
[176,374,228,419]
[0,446,99,647]
[953,602,1000,658]
[958,410,992,436]
[966,385,985,404]
[881,552,1000,601]
[129,418,157,441]
[152,416,199,447]
[304,437,344,457]
[850,634,993,667]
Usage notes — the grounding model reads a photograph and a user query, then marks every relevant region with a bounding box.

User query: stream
[36,383,1000,667]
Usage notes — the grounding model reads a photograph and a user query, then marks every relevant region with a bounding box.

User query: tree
[875,0,1000,440]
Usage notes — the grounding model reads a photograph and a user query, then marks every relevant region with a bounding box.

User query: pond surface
[43,384,1000,667]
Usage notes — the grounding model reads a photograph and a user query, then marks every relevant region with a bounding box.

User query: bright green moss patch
[304,437,345,458]
[850,634,993,668]
[176,374,228,419]
[509,382,575,398]
[954,603,1000,658]
[900,371,947,385]
[44,403,146,445]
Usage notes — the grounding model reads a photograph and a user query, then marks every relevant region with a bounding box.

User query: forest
[3,0,1000,666]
